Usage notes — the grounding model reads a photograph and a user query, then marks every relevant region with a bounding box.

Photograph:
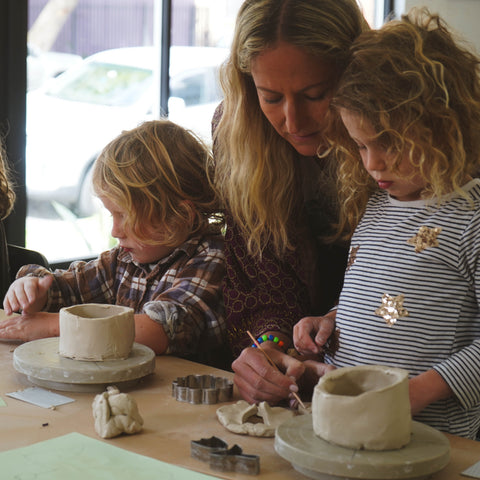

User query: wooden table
[0,339,479,479]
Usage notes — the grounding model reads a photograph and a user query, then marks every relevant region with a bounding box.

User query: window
[22,0,384,265]
[25,0,239,264]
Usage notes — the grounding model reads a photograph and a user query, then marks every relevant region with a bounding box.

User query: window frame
[1,0,172,269]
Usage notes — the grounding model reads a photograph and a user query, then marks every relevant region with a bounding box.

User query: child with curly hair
[2,120,226,365]
[294,9,480,438]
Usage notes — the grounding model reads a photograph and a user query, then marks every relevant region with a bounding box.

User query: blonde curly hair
[213,0,369,257]
[325,9,480,239]
[0,141,15,220]
[93,120,224,247]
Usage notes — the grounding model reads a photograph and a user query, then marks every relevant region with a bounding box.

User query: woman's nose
[284,100,303,133]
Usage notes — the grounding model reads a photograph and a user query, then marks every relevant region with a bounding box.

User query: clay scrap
[216,400,296,437]
[92,386,143,438]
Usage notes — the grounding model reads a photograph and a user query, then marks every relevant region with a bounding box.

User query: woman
[212,0,369,404]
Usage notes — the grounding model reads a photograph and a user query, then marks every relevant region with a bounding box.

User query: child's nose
[111,220,124,239]
[364,150,386,172]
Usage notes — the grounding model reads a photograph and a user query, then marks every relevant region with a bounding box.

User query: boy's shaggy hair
[93,120,223,246]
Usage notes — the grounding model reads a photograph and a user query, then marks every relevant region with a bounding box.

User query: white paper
[0,432,219,479]
[462,460,480,478]
[6,387,75,408]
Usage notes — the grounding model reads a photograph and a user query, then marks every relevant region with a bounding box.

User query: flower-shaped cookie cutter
[172,374,233,404]
[191,436,260,475]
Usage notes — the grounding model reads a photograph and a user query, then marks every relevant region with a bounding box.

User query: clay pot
[59,304,135,361]
[312,365,412,450]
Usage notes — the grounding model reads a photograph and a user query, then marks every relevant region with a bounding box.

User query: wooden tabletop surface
[0,339,479,479]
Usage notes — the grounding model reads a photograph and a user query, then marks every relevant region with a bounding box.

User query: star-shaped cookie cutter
[191,436,260,475]
[172,374,233,404]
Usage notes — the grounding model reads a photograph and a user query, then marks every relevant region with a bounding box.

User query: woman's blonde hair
[327,9,480,238]
[93,119,223,247]
[213,0,369,257]
[0,141,15,220]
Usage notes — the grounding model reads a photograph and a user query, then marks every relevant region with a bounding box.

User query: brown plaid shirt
[18,234,226,357]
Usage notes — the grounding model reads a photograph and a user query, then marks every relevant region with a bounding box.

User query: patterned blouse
[222,157,348,358]
[17,234,226,359]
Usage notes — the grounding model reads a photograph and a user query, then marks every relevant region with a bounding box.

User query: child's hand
[3,275,53,315]
[0,311,59,341]
[293,311,337,355]
[289,359,337,407]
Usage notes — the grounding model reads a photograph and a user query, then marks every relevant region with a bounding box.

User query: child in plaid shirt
[2,120,226,364]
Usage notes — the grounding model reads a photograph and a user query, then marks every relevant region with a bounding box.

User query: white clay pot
[59,304,135,361]
[312,365,412,451]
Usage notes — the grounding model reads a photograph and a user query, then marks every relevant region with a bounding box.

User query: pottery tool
[246,330,306,409]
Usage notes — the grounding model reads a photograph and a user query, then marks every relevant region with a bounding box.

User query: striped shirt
[18,234,226,358]
[326,179,480,438]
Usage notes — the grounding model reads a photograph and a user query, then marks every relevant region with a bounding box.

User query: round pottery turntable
[13,337,155,392]
[275,414,450,480]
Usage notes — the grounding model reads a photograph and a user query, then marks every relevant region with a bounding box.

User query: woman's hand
[0,311,59,341]
[3,275,53,315]
[293,310,337,355]
[232,346,305,405]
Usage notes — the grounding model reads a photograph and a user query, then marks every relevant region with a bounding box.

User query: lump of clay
[312,365,412,451]
[92,386,143,439]
[216,400,295,437]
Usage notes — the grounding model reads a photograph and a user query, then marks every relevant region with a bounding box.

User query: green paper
[0,432,219,480]
[0,396,6,407]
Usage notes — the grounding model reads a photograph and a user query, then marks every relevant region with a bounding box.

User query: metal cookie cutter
[191,436,228,462]
[210,445,260,475]
[191,437,260,475]
[172,374,233,404]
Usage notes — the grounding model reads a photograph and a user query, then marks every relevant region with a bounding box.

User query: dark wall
[0,0,27,245]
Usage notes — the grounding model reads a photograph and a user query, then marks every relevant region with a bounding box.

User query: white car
[26,45,229,217]
[27,44,82,91]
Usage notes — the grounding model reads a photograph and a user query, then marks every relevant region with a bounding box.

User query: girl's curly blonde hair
[93,120,224,247]
[325,9,480,239]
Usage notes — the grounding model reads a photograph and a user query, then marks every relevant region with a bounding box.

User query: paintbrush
[246,330,306,409]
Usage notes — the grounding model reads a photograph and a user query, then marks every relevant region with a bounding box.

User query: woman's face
[251,42,336,156]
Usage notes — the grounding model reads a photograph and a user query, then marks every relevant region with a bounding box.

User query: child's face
[340,109,427,202]
[100,196,175,264]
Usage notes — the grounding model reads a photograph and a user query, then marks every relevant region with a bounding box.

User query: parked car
[26,45,229,217]
[27,43,82,91]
